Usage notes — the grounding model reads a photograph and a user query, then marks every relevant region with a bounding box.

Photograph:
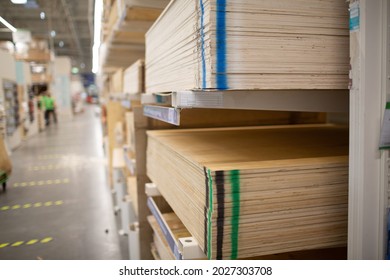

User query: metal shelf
[147,197,182,260]
[146,184,206,260]
[123,146,136,175]
[172,89,349,113]
[143,89,348,125]
[143,105,180,126]
[109,92,140,109]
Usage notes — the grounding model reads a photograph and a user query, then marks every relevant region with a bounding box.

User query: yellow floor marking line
[38,154,67,160]
[0,237,53,249]
[1,201,64,211]
[11,241,24,247]
[29,165,68,171]
[40,237,53,244]
[26,239,38,245]
[12,179,70,188]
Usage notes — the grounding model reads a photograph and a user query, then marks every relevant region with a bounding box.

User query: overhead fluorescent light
[50,30,56,37]
[10,0,27,4]
[0,16,17,32]
[92,0,103,74]
[40,12,45,20]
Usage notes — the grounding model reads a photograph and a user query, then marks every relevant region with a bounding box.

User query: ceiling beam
[59,0,84,59]
[88,0,94,46]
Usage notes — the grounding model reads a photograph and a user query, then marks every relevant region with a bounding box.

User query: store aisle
[0,105,128,260]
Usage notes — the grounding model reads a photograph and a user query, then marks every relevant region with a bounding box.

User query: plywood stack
[106,101,125,187]
[100,43,145,70]
[110,68,124,93]
[131,106,329,260]
[106,0,169,42]
[127,176,138,216]
[123,59,144,95]
[145,0,349,93]
[147,125,349,259]
[100,0,170,70]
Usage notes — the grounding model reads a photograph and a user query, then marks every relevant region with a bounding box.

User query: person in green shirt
[41,92,57,126]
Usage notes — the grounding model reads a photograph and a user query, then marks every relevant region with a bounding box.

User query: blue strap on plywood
[199,0,228,90]
[215,0,228,90]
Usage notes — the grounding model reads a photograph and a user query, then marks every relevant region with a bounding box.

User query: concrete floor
[0,105,128,260]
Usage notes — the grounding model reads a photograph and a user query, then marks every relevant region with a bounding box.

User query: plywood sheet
[145,0,349,93]
[146,124,349,259]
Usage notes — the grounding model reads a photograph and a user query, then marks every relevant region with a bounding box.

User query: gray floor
[0,105,129,260]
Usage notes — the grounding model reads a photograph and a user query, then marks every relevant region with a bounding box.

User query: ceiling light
[72,67,79,74]
[92,0,103,73]
[10,0,27,4]
[0,16,17,32]
[50,30,56,37]
[80,63,85,69]
[59,41,64,47]
[40,12,45,20]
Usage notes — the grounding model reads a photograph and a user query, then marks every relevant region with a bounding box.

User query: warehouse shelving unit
[146,182,206,260]
[99,0,390,260]
[140,0,390,260]
[100,0,169,71]
[347,0,390,260]
[143,90,349,126]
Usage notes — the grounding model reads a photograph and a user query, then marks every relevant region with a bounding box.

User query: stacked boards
[101,0,170,70]
[123,59,145,95]
[106,101,126,187]
[145,0,349,93]
[127,176,138,216]
[147,125,349,259]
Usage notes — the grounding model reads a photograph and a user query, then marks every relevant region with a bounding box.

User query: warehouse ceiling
[0,0,94,73]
